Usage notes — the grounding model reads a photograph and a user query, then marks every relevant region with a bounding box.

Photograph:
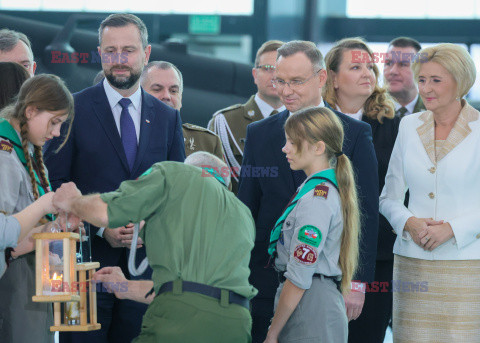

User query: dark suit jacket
[362,115,401,261]
[45,81,185,271]
[237,106,379,299]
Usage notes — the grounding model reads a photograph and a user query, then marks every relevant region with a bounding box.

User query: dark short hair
[277,40,325,70]
[255,40,284,66]
[0,62,30,110]
[389,37,422,53]
[99,13,148,49]
[0,29,33,55]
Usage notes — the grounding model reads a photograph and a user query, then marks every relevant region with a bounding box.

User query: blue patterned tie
[118,98,137,170]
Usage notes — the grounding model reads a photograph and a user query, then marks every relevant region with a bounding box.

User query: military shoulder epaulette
[183,123,217,135]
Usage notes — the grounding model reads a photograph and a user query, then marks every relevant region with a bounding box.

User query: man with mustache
[384,37,425,117]
[44,13,185,343]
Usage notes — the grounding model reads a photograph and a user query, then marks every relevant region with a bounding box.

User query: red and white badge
[293,244,317,265]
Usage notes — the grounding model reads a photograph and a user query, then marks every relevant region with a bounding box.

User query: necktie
[118,98,137,170]
[396,107,408,118]
[270,109,279,117]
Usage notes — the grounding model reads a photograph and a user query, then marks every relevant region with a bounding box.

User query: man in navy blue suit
[44,13,185,343]
[237,40,379,343]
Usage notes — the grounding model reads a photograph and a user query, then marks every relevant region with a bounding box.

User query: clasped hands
[404,217,454,251]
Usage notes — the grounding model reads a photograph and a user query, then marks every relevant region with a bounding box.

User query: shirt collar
[103,78,142,111]
[336,105,363,120]
[394,93,418,114]
[254,93,286,118]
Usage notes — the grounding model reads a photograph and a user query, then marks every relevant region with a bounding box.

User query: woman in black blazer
[323,37,399,343]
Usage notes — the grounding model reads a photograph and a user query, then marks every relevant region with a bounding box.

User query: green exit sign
[189,15,221,35]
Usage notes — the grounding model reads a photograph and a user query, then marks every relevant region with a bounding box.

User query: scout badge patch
[267,169,338,256]
[293,244,317,265]
[314,184,329,199]
[298,225,322,247]
[0,140,13,153]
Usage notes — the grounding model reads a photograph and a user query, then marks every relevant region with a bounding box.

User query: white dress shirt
[98,79,142,237]
[103,78,142,143]
[336,105,363,121]
[254,93,286,118]
[394,94,419,116]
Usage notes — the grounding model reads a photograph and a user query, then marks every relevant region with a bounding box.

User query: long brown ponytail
[1,74,74,199]
[285,106,360,293]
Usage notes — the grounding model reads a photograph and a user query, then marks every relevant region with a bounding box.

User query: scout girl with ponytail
[264,107,360,343]
[0,74,74,343]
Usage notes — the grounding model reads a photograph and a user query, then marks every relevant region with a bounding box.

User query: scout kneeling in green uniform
[264,107,361,343]
[53,151,258,343]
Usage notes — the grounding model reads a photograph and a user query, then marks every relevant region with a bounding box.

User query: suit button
[477,233,480,239]
[428,192,435,199]
[429,167,436,174]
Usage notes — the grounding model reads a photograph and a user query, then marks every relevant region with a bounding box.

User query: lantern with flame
[32,231,101,331]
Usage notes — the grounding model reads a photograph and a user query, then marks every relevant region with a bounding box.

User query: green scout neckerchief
[201,167,227,187]
[267,168,339,256]
[0,118,51,198]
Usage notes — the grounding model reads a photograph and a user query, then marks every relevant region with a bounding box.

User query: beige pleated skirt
[393,255,480,343]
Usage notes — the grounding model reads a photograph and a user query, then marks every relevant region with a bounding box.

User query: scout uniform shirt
[274,170,343,290]
[100,161,257,299]
[0,118,53,343]
[182,123,224,160]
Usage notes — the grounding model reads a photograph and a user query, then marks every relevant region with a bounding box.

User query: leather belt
[278,271,341,291]
[157,280,250,310]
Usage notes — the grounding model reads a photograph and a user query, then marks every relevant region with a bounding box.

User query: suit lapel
[437,102,479,162]
[273,110,301,193]
[92,83,130,172]
[131,89,155,175]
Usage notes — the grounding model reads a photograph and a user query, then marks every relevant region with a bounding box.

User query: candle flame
[52,272,63,280]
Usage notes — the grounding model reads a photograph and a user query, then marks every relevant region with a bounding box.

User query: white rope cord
[213,113,243,182]
[128,223,148,277]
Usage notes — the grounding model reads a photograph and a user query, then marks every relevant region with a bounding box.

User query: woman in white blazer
[380,43,480,342]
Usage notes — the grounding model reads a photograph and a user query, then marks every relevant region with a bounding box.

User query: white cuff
[96,227,105,238]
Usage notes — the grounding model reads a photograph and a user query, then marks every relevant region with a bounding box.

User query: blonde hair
[1,74,74,199]
[323,37,395,123]
[412,43,476,98]
[285,107,360,293]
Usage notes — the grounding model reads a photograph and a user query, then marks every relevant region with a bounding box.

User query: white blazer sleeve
[379,119,413,238]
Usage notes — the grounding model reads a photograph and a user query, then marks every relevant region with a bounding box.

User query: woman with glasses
[322,37,397,342]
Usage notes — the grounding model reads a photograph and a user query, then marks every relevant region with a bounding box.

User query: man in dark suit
[237,40,378,343]
[384,37,425,117]
[44,13,185,343]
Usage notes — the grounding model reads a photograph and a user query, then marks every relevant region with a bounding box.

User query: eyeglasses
[255,64,276,72]
[272,69,321,90]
